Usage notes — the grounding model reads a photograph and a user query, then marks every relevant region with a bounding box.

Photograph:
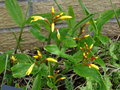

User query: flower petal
[59,16,72,20]
[46,58,58,63]
[26,63,35,75]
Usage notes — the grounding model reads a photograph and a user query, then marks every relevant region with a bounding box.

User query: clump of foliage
[0,0,120,90]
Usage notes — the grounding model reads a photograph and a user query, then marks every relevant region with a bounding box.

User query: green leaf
[60,53,76,63]
[44,45,60,55]
[44,45,77,63]
[96,8,120,32]
[63,38,77,48]
[11,63,38,78]
[78,0,90,15]
[13,54,33,63]
[96,10,114,32]
[73,50,83,62]
[39,63,48,77]
[97,35,110,45]
[5,0,24,26]
[0,55,6,74]
[47,81,55,88]
[67,6,76,29]
[109,43,118,60]
[78,0,99,35]
[54,0,63,11]
[30,25,47,42]
[11,63,31,78]
[74,14,94,30]
[74,64,107,90]
[32,74,42,90]
[94,58,106,72]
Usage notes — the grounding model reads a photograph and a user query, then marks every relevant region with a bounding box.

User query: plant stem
[47,32,52,45]
[1,54,9,87]
[109,0,120,28]
[14,26,24,53]
[14,0,32,53]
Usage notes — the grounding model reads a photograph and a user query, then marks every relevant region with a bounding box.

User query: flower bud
[37,50,42,57]
[46,58,58,63]
[56,77,66,82]
[51,23,55,32]
[11,56,17,63]
[31,16,45,22]
[83,34,90,38]
[90,44,94,50]
[57,30,60,40]
[88,63,99,70]
[26,63,35,75]
[59,16,72,20]
[48,75,54,78]
[51,6,55,15]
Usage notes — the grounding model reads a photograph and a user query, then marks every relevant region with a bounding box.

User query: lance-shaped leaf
[30,24,47,42]
[32,74,42,90]
[73,14,94,31]
[44,45,60,55]
[74,64,107,90]
[5,0,25,26]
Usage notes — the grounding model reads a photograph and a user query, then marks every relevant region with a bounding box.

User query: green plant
[0,0,120,90]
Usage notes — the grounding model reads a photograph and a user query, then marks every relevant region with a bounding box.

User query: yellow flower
[57,30,60,40]
[56,77,66,82]
[73,37,79,40]
[51,6,55,15]
[59,16,72,20]
[83,53,87,59]
[83,34,90,38]
[89,44,94,50]
[51,23,55,32]
[33,50,42,59]
[81,29,85,33]
[86,22,90,25]
[48,75,55,79]
[37,50,42,57]
[55,70,60,74]
[55,12,64,18]
[26,63,35,75]
[46,58,58,63]
[31,16,45,22]
[10,56,17,63]
[88,64,99,70]
[33,55,39,59]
